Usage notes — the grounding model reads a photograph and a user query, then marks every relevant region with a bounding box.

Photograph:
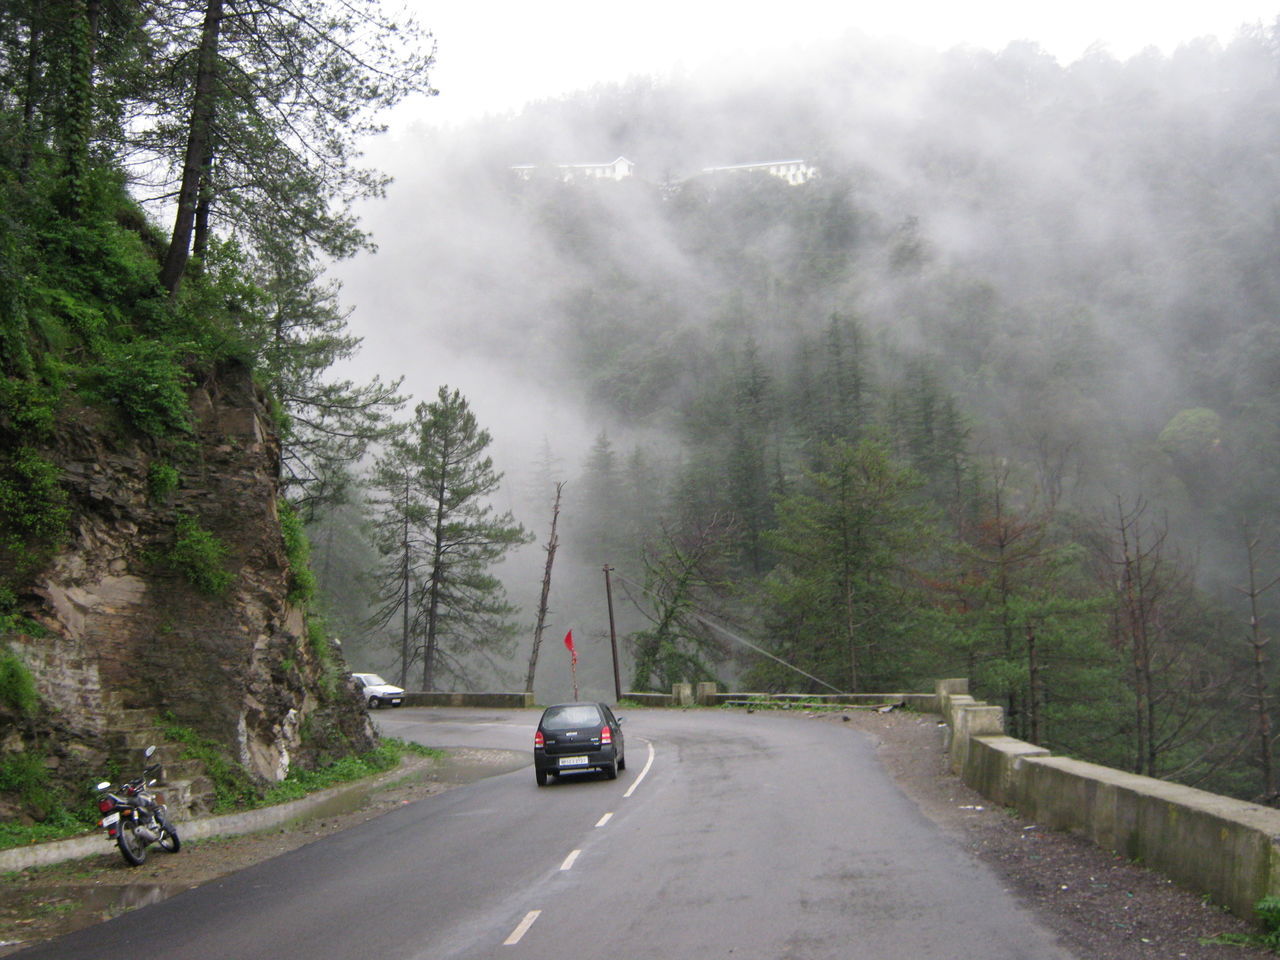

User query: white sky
[398,0,1280,128]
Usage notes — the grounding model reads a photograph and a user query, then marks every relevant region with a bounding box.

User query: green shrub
[278,500,316,605]
[147,461,180,502]
[0,446,70,555]
[0,749,86,846]
[156,714,260,811]
[0,646,38,715]
[164,515,233,596]
[0,377,57,437]
[1257,897,1280,948]
[306,615,337,700]
[79,338,193,438]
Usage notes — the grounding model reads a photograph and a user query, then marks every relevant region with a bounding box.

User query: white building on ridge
[509,157,819,187]
[700,160,817,186]
[511,156,636,182]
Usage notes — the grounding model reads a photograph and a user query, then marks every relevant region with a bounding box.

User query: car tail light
[534,730,544,748]
[600,725,612,745]
[98,798,114,813]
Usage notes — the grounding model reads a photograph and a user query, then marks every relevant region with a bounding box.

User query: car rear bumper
[534,745,619,773]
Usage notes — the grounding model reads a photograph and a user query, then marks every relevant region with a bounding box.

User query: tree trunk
[1025,621,1041,745]
[59,0,93,214]
[161,0,223,295]
[397,478,410,689]
[19,5,41,182]
[1239,527,1280,801]
[525,483,563,694]
[191,145,215,274]
[422,464,448,692]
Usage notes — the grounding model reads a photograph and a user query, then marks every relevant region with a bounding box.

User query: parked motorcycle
[95,745,181,866]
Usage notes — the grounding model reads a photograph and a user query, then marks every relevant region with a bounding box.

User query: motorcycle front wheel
[157,816,181,853]
[117,821,147,866]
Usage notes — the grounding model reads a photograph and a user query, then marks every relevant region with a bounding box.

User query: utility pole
[603,564,622,703]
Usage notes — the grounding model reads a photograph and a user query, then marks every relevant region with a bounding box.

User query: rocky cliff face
[5,363,374,814]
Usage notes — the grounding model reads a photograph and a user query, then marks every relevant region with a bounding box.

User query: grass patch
[0,819,93,850]
[155,714,259,811]
[0,750,96,850]
[260,738,438,805]
[0,736,442,852]
[1200,896,1280,951]
[157,713,439,814]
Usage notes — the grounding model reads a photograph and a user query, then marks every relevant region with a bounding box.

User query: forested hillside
[325,28,1280,800]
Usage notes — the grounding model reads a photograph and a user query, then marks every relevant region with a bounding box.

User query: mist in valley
[313,20,1280,785]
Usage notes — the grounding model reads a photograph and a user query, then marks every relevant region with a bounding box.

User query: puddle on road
[429,748,528,785]
[0,882,190,956]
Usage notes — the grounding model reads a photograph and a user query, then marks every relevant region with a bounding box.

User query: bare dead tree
[1095,498,1225,778]
[525,482,564,694]
[1236,520,1280,802]
[959,460,1054,739]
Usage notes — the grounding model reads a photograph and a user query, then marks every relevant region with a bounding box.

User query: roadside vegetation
[0,734,441,852]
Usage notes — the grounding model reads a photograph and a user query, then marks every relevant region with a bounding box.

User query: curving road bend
[12,708,1075,960]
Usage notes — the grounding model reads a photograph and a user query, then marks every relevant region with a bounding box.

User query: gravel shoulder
[1,712,1274,958]
[831,707,1274,959]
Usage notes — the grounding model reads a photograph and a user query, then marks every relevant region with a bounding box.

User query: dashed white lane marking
[504,911,541,945]
[623,740,655,798]
[504,737,655,946]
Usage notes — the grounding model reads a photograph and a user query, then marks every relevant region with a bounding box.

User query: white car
[352,673,405,709]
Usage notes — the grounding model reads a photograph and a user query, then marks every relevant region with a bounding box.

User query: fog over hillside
[327,27,1280,706]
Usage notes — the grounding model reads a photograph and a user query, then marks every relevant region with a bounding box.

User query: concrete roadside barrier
[938,678,1280,919]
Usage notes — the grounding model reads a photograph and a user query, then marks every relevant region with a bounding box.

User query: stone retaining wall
[401,692,534,708]
[938,678,1280,919]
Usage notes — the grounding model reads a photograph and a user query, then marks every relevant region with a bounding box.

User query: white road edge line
[560,849,581,871]
[595,812,613,827]
[623,740,655,798]
[504,910,541,945]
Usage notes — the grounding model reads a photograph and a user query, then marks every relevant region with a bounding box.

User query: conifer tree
[761,439,932,692]
[367,388,530,690]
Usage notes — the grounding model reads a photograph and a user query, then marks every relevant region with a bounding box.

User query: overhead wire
[608,570,846,695]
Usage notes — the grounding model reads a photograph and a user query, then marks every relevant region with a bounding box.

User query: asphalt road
[13,708,1075,959]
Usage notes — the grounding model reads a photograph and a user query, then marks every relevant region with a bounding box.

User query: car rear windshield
[541,705,603,730]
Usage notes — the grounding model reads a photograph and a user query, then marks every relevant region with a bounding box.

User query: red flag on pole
[564,630,578,700]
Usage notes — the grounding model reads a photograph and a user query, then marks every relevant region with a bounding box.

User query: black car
[533,701,625,786]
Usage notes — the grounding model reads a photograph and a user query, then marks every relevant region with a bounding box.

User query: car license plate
[102,812,119,827]
[558,756,588,767]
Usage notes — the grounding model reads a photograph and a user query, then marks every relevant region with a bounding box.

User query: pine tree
[365,428,421,688]
[366,388,531,691]
[134,0,436,294]
[761,439,933,692]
